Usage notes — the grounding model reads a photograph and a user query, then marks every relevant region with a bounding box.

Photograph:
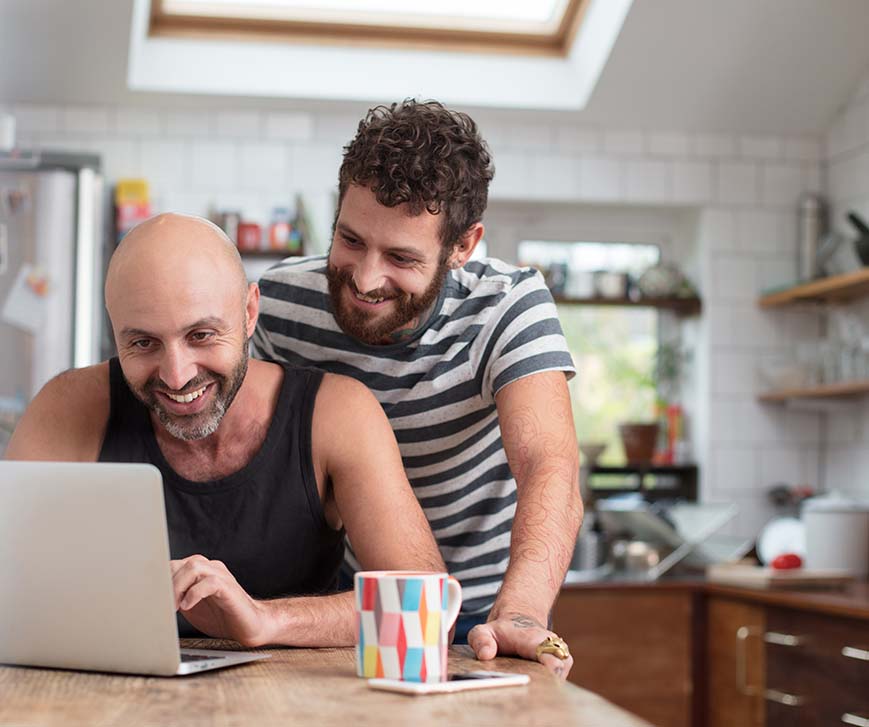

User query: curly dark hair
[338,99,494,256]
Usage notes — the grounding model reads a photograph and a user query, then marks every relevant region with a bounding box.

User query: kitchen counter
[561,570,869,620]
[0,642,652,727]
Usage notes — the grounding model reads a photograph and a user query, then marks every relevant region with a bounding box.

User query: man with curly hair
[254,100,582,678]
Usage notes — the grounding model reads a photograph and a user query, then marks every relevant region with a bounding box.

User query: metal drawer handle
[764,631,804,647]
[842,713,869,727]
[842,646,869,662]
[764,688,804,707]
[736,626,759,696]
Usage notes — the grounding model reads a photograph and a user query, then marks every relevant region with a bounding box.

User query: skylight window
[151,0,587,56]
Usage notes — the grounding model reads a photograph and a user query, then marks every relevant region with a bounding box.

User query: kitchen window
[518,240,662,465]
[149,0,590,56]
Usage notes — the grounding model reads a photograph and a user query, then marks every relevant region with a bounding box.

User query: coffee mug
[355,570,462,682]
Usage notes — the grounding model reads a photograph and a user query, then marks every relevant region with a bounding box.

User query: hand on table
[170,555,269,648]
[467,612,573,680]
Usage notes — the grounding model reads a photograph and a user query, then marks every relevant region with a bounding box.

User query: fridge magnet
[1,184,32,216]
[1,263,50,334]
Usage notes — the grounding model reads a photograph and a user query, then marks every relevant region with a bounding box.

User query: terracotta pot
[618,422,659,465]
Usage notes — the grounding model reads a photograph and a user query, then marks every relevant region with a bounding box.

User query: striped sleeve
[480,269,575,400]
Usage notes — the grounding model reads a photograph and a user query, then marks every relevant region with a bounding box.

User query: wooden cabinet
[552,587,697,727]
[706,597,766,727]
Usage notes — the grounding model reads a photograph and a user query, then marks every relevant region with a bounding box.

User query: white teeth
[355,292,385,304]
[166,385,207,403]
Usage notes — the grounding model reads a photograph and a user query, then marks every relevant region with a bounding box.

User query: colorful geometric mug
[355,571,462,683]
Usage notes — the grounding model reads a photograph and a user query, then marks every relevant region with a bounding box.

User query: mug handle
[445,576,463,628]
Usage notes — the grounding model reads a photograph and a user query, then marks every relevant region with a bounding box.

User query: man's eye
[390,254,415,266]
[132,339,152,350]
[190,331,214,343]
[343,236,362,248]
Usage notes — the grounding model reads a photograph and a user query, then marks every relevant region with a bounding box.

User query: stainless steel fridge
[0,151,106,454]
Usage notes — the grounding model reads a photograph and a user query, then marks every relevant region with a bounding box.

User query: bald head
[106,213,247,312]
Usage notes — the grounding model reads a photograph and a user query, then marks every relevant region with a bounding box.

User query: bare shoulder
[311,373,391,458]
[5,362,110,461]
[315,372,379,414]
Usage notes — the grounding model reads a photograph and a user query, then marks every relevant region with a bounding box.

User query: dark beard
[123,344,249,441]
[326,262,447,345]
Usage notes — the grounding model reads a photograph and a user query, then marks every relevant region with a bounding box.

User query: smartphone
[367,671,530,695]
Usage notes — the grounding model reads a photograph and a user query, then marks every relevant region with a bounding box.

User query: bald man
[6,213,445,648]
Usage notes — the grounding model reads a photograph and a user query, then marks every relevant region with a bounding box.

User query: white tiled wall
[4,100,829,535]
[824,68,869,501]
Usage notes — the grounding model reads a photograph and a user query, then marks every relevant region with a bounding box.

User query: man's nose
[158,344,197,391]
[352,254,387,294]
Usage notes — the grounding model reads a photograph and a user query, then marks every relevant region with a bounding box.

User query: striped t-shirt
[253,255,575,615]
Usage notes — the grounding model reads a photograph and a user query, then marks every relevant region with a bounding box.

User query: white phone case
[367,671,530,695]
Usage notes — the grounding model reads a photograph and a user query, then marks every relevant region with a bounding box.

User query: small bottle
[268,207,291,251]
[798,193,826,281]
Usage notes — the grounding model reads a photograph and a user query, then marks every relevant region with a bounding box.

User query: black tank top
[99,358,344,637]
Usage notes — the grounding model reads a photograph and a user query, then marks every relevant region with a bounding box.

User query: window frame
[148,0,590,57]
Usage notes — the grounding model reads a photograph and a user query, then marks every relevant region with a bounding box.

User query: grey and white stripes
[253,255,575,615]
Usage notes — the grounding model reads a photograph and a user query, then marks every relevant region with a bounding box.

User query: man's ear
[245,282,260,337]
[447,223,485,270]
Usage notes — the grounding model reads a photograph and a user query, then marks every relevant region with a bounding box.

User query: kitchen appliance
[0,151,106,454]
[801,492,869,577]
[797,193,826,280]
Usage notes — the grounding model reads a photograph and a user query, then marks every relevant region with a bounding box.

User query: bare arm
[467,371,582,677]
[5,364,109,461]
[177,374,445,648]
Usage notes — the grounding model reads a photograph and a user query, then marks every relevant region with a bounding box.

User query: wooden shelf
[758,379,869,402]
[758,268,869,308]
[553,295,701,316]
[587,464,698,502]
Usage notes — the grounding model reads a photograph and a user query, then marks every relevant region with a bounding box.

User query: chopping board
[707,562,854,589]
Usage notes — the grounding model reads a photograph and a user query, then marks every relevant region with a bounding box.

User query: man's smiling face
[326,184,449,345]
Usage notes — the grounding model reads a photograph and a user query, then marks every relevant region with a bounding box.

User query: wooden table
[0,641,651,727]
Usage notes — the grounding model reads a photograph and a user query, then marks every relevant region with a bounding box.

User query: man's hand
[467,612,574,680]
[170,555,270,648]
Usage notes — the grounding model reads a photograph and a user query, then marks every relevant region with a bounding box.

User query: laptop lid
[0,461,182,675]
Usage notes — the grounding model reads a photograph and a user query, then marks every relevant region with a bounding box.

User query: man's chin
[154,407,222,441]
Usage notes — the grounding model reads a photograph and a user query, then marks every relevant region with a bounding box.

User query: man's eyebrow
[119,317,226,339]
[335,222,425,258]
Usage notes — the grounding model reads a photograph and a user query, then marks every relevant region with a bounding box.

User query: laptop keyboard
[181,653,228,662]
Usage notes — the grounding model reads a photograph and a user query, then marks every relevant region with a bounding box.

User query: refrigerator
[0,151,106,454]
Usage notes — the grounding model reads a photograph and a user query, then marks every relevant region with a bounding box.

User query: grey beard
[154,398,227,441]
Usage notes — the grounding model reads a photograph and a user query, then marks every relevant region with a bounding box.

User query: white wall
[823,69,869,501]
[1,99,828,536]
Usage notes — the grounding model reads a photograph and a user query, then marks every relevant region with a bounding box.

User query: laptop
[0,461,270,676]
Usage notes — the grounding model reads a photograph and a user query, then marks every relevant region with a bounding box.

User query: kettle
[801,492,869,577]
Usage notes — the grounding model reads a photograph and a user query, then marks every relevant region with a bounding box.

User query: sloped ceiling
[2,0,869,134]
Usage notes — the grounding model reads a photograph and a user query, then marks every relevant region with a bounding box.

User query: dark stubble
[326,260,448,345]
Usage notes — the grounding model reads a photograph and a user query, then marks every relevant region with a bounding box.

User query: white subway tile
[506,122,554,151]
[62,106,110,134]
[647,132,690,157]
[312,112,355,144]
[113,108,163,136]
[705,304,734,342]
[90,139,141,183]
[577,156,623,201]
[825,444,858,489]
[673,160,713,204]
[625,159,673,202]
[12,104,60,134]
[602,129,643,155]
[782,411,821,444]
[739,135,783,160]
[239,141,289,192]
[191,140,238,191]
[735,209,780,253]
[693,133,736,158]
[554,125,601,153]
[828,155,858,203]
[760,163,804,207]
[288,142,343,192]
[711,446,759,490]
[139,140,190,195]
[801,163,823,196]
[215,110,261,138]
[709,253,758,301]
[265,111,315,141]
[756,255,798,293]
[528,153,580,200]
[726,491,776,539]
[698,208,736,253]
[717,162,759,206]
[165,110,213,136]
[730,306,782,347]
[783,136,822,163]
[711,349,757,396]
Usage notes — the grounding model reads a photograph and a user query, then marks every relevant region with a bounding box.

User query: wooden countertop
[0,642,652,727]
[561,576,869,620]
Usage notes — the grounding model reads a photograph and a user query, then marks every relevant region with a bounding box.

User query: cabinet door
[766,608,869,727]
[553,589,695,727]
[706,597,766,727]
